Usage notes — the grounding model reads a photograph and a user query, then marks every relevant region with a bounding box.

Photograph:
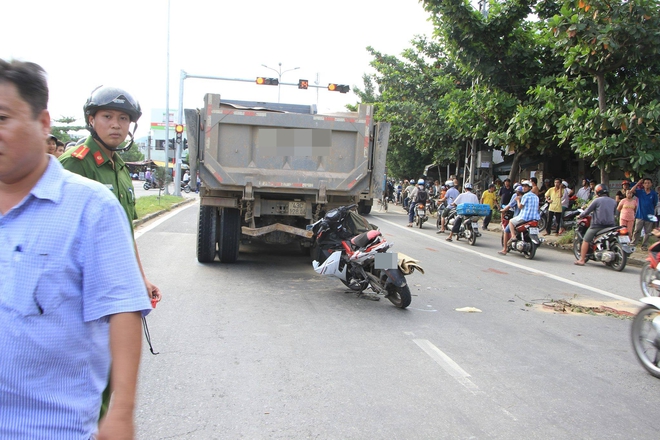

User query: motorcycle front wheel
[573,236,582,260]
[609,242,627,272]
[641,262,660,297]
[183,185,191,193]
[631,305,660,379]
[385,283,411,309]
[143,182,150,190]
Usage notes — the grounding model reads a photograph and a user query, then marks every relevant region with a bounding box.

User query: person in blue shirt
[499,181,540,255]
[0,59,151,440]
[632,177,659,251]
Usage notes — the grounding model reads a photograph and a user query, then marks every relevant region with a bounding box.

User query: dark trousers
[483,212,492,229]
[546,211,562,234]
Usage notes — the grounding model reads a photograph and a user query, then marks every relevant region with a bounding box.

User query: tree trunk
[508,150,524,183]
[596,73,609,186]
[600,167,609,187]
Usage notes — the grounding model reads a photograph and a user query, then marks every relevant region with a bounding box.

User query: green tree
[118,144,145,162]
[50,116,85,144]
[550,0,660,182]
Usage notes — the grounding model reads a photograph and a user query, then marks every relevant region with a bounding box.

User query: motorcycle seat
[351,230,382,248]
[595,226,620,236]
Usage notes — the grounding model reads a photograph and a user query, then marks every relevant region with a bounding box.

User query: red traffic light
[298,79,309,89]
[256,77,278,86]
[328,83,349,93]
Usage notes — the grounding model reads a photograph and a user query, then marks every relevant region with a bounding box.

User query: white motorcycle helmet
[445,180,454,187]
[417,179,425,186]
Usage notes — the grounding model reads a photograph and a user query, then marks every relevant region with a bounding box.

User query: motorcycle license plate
[618,235,631,244]
[471,222,478,229]
[418,210,425,216]
[288,201,306,216]
[530,227,539,235]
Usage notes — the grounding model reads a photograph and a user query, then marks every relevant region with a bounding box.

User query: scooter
[505,219,542,259]
[640,223,660,297]
[143,180,161,190]
[413,202,428,229]
[573,214,633,271]
[631,297,660,378]
[446,208,481,245]
[311,205,413,308]
[181,181,192,193]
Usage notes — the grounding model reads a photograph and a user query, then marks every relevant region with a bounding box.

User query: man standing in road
[0,59,151,439]
[437,180,460,234]
[575,184,617,265]
[499,180,539,255]
[498,178,514,208]
[632,177,659,251]
[59,86,161,303]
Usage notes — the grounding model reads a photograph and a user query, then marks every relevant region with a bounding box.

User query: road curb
[133,197,198,229]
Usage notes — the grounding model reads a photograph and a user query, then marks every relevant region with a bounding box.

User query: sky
[2,0,435,139]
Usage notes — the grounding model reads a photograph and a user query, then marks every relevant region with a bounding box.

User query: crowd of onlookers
[385,174,660,251]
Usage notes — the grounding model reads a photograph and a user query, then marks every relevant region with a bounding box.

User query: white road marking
[374,215,643,307]
[413,339,478,393]
[134,202,197,239]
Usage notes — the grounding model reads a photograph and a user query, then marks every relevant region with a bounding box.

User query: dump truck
[185,93,389,263]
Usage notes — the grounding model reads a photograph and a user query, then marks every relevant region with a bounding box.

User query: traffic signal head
[256,77,279,85]
[328,83,350,93]
[175,124,184,143]
[298,79,309,89]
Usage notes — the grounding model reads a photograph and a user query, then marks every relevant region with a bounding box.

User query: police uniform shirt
[59,136,137,231]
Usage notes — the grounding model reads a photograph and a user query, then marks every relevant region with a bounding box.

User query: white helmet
[464,183,473,190]
[417,179,425,185]
[521,180,532,187]
[445,180,454,187]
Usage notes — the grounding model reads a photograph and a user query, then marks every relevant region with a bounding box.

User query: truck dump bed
[187,94,388,199]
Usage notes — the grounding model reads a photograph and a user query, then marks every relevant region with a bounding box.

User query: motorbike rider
[407,179,429,227]
[437,180,460,234]
[574,184,617,266]
[499,180,540,255]
[445,183,479,241]
[402,179,415,210]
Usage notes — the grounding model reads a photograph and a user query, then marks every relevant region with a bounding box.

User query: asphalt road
[134,203,659,439]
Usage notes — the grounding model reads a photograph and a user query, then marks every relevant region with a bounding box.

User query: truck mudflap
[242,223,313,239]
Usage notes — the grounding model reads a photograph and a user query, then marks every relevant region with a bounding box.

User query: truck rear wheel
[358,200,372,215]
[218,207,241,263]
[197,205,218,263]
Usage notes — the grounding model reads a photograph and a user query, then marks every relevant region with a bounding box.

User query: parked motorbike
[504,219,542,259]
[538,195,579,231]
[311,205,412,308]
[446,208,481,245]
[413,202,428,229]
[573,214,633,271]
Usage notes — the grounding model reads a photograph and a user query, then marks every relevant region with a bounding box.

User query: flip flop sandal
[445,237,452,241]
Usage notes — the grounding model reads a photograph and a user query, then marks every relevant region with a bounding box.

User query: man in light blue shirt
[0,59,151,439]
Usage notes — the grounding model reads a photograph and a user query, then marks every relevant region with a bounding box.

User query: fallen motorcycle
[311,205,419,308]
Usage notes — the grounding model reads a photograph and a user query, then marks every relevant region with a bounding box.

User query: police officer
[59,87,162,303]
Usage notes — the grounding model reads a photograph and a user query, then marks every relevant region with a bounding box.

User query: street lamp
[261,62,300,103]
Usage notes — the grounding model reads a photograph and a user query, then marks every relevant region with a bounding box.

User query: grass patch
[136,195,186,218]
[556,229,575,245]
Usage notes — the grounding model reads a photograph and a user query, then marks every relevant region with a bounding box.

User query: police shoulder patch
[71,145,90,160]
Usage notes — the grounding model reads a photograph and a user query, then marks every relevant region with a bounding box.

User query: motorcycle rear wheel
[523,242,537,260]
[609,242,627,272]
[386,283,411,309]
[640,262,660,297]
[467,230,476,246]
[631,305,660,379]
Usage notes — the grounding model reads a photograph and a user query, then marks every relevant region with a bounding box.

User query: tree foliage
[352,0,660,182]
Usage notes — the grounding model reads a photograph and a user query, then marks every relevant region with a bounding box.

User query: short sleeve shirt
[59,136,137,231]
[520,191,540,221]
[0,157,151,438]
